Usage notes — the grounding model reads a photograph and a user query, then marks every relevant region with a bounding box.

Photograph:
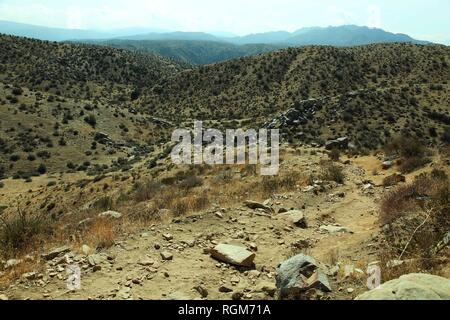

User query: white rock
[98,210,123,219]
[210,244,256,267]
[356,273,450,300]
[320,225,352,234]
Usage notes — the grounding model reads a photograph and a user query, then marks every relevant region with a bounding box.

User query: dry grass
[82,217,116,250]
[378,169,450,277]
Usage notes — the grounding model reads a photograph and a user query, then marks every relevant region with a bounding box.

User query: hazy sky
[0,0,449,44]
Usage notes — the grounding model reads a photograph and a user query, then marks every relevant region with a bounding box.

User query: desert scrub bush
[132,180,164,202]
[380,171,449,263]
[328,148,340,162]
[0,206,52,255]
[179,175,203,190]
[319,162,345,184]
[385,136,431,173]
[385,135,428,158]
[261,171,303,195]
[92,196,114,211]
[0,182,4,188]
[398,156,431,174]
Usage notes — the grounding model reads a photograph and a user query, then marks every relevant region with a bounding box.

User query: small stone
[81,245,92,256]
[138,257,155,266]
[219,286,233,293]
[347,288,355,294]
[320,225,352,234]
[194,285,209,298]
[160,251,173,261]
[162,233,173,241]
[382,161,393,170]
[278,210,307,228]
[5,259,22,269]
[87,254,104,267]
[98,210,122,219]
[232,292,243,300]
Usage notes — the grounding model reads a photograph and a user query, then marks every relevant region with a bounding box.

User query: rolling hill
[81,39,282,65]
[139,43,450,149]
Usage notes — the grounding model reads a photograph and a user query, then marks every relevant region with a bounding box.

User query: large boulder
[325,137,349,150]
[210,244,256,268]
[356,273,450,300]
[276,254,331,298]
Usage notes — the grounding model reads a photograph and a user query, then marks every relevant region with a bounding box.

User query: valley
[0,32,449,301]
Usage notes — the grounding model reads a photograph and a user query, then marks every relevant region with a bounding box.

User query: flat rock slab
[42,245,71,261]
[356,273,450,300]
[210,244,256,267]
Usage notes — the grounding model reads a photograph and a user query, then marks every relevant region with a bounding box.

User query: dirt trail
[3,156,382,300]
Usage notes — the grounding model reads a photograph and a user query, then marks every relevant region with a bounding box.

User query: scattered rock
[257,282,277,297]
[162,233,173,241]
[232,292,244,300]
[160,251,173,261]
[219,285,233,293]
[81,245,92,256]
[138,257,155,266]
[210,244,256,268]
[98,210,123,219]
[382,161,393,170]
[244,200,273,213]
[42,246,71,261]
[194,285,209,298]
[278,210,307,228]
[356,273,450,300]
[22,272,38,281]
[87,254,104,267]
[320,225,352,234]
[5,259,22,269]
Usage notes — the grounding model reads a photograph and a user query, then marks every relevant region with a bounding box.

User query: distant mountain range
[1,20,431,45]
[0,20,168,41]
[0,20,433,65]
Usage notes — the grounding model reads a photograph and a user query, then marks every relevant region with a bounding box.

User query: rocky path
[2,157,382,300]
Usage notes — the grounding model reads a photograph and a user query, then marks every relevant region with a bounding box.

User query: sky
[0,0,449,44]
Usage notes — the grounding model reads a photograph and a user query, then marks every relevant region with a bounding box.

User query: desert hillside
[0,35,449,301]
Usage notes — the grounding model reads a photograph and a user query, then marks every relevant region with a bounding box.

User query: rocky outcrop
[356,273,450,300]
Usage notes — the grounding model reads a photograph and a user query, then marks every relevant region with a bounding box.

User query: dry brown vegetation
[379,169,449,279]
